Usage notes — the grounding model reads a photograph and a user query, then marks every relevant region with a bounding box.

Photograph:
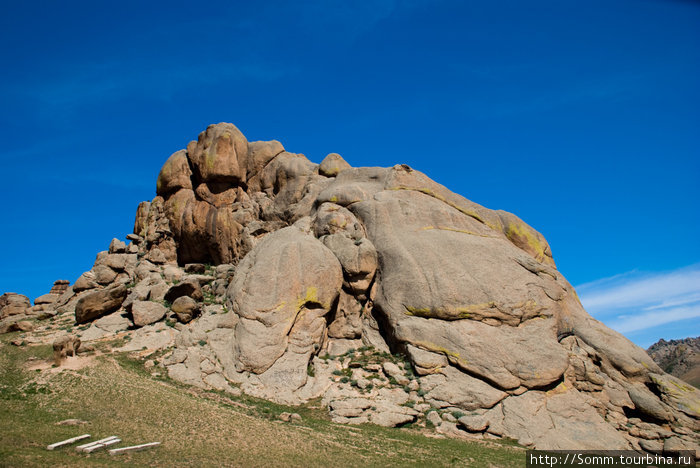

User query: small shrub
[451,410,466,419]
[340,376,350,383]
[307,364,315,377]
[23,383,51,395]
[198,340,207,346]
[350,379,358,387]
[203,292,217,305]
[332,370,343,376]
[402,385,411,393]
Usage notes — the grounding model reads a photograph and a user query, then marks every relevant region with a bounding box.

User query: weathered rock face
[225,226,343,399]
[75,284,128,324]
[0,293,31,319]
[19,121,693,453]
[120,123,700,451]
[48,280,71,296]
[131,300,167,327]
[648,337,700,389]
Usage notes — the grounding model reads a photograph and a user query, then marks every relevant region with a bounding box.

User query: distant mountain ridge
[648,337,700,388]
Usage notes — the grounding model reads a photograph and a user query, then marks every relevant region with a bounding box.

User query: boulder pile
[3,122,698,454]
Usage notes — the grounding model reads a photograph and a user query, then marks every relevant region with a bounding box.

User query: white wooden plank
[83,438,121,453]
[108,441,160,455]
[76,436,119,452]
[47,434,91,450]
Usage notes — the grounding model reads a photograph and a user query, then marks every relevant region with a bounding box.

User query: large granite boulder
[75,284,127,324]
[225,226,343,397]
[188,123,249,184]
[156,149,193,196]
[131,300,167,327]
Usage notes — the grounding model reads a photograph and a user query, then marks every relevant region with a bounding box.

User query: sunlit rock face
[124,122,698,451]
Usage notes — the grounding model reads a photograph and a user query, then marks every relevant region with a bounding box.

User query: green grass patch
[0,334,524,467]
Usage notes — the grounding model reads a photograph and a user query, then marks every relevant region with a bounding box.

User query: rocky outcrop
[224,225,343,401]
[4,122,697,455]
[49,280,71,296]
[53,335,80,365]
[0,293,31,319]
[124,122,698,452]
[32,280,71,314]
[1,291,49,333]
[75,284,128,324]
[648,337,700,388]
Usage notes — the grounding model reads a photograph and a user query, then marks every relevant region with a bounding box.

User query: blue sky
[0,0,698,348]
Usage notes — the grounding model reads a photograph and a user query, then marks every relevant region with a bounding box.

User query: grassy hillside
[0,332,524,467]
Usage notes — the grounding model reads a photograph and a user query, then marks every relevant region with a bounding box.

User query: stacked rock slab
[33,280,71,313]
[118,122,695,451]
[49,280,71,296]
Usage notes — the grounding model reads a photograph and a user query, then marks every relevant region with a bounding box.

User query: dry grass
[0,332,524,467]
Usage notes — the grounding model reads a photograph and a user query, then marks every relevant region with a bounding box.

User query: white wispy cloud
[608,305,700,334]
[576,264,700,340]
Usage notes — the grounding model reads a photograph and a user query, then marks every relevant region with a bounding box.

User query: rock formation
[0,293,31,319]
[649,337,700,389]
[3,122,698,455]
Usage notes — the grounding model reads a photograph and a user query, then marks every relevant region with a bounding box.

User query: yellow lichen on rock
[297,286,326,310]
[504,220,554,266]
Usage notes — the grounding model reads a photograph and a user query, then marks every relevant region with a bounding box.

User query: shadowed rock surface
[4,122,698,454]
